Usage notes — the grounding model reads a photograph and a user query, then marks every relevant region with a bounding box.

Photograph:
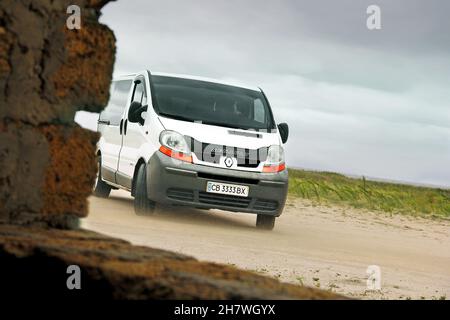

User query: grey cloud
[88,0,450,186]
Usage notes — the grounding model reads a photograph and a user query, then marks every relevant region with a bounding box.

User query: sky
[75,0,450,187]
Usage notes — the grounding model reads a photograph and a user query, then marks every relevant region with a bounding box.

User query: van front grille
[188,138,267,168]
[166,189,279,212]
[198,192,251,208]
[167,188,194,202]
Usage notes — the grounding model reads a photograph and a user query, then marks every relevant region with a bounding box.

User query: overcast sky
[76,0,450,187]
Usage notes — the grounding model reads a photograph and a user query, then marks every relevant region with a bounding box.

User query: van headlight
[263,145,286,173]
[159,130,192,163]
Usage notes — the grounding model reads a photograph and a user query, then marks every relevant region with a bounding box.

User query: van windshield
[151,75,275,131]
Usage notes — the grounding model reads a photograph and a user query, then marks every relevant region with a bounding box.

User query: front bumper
[147,152,288,216]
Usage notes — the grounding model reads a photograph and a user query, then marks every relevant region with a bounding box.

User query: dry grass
[288,169,450,219]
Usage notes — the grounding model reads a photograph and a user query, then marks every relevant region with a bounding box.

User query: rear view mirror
[128,101,147,125]
[278,123,289,144]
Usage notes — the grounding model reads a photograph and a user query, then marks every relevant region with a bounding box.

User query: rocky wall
[0,0,115,227]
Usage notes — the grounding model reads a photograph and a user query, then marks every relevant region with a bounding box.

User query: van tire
[134,163,155,215]
[256,214,275,230]
[93,156,111,198]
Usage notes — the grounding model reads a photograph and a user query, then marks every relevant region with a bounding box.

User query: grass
[288,168,450,219]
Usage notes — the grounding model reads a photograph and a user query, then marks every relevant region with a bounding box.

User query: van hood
[158,116,280,149]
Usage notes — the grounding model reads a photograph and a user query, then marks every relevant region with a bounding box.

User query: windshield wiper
[202,121,269,131]
[200,121,249,130]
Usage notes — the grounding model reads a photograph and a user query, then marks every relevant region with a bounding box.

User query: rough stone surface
[0,0,115,226]
[0,121,49,222]
[0,224,344,299]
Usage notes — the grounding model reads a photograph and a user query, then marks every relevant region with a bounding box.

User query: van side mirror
[128,101,148,125]
[278,123,289,144]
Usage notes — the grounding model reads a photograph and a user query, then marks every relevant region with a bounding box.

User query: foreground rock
[0,0,115,227]
[0,224,343,299]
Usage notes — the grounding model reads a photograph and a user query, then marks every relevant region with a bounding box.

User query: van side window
[132,81,147,105]
[99,80,132,125]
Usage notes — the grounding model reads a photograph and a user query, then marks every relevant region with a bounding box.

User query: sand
[82,190,450,300]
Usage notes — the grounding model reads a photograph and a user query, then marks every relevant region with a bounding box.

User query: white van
[95,70,289,230]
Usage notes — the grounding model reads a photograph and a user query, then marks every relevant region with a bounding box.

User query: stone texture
[0,0,115,227]
[40,125,99,222]
[0,0,115,123]
[0,121,49,223]
[0,224,344,299]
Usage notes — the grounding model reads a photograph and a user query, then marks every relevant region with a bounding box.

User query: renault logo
[224,157,233,168]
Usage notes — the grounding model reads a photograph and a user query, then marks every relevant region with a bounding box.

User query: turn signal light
[159,145,193,163]
[262,163,286,173]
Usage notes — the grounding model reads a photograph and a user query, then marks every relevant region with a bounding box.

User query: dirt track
[82,190,450,299]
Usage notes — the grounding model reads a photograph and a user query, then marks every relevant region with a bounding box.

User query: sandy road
[82,190,450,299]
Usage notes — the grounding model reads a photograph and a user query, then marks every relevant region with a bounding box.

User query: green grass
[288,169,450,219]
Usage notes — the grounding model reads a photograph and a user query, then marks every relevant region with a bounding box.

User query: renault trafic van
[94,71,289,230]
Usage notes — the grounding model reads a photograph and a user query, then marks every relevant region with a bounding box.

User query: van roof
[113,71,261,92]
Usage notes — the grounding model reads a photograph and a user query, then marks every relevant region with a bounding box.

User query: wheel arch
[131,158,147,197]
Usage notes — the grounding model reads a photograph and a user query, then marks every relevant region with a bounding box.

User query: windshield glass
[151,75,275,130]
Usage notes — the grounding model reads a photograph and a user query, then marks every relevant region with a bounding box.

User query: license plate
[206,181,249,197]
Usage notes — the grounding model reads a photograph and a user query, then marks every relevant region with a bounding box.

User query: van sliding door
[97,79,132,184]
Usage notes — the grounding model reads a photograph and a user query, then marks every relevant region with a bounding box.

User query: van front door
[116,76,149,189]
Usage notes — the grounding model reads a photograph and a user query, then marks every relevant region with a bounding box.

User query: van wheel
[93,156,111,198]
[256,214,275,230]
[134,164,155,215]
